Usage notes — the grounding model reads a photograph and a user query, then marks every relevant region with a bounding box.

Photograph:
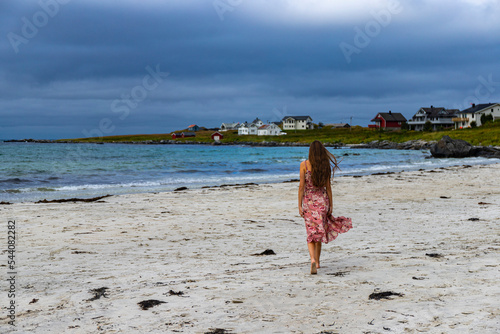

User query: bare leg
[307,242,316,264]
[307,242,319,274]
[315,243,322,268]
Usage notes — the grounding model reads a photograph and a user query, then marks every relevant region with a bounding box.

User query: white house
[220,122,239,131]
[453,103,500,129]
[282,116,313,130]
[474,103,500,126]
[238,125,249,135]
[238,118,264,135]
[252,118,264,127]
[407,106,458,131]
[257,124,282,136]
[248,124,259,135]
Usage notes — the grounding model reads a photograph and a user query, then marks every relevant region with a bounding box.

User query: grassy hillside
[60,122,500,146]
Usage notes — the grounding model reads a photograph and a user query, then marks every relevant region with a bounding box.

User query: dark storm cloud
[1,0,500,139]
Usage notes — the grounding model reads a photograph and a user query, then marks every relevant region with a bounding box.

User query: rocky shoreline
[2,138,434,150]
[430,135,500,158]
[3,138,500,158]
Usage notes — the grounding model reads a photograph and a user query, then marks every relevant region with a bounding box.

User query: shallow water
[1,142,498,202]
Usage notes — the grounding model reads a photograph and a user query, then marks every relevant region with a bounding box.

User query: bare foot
[310,262,317,275]
[317,263,320,269]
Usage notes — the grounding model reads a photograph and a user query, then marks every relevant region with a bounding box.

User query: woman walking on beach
[298,141,352,274]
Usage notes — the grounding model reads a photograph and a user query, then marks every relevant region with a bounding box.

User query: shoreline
[1,163,499,332]
[5,137,500,152]
[3,161,499,205]
[2,138,433,150]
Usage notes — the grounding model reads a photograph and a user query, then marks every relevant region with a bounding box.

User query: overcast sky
[1,0,500,139]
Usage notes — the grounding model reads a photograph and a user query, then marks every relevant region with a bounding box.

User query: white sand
[1,163,500,333]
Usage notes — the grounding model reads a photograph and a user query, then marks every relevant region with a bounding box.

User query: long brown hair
[308,140,340,188]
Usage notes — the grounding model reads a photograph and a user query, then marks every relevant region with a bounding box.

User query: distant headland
[3,121,500,148]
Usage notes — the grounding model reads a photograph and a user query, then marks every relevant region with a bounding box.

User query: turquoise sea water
[1,142,498,203]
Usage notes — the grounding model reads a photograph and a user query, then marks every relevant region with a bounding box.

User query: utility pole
[350,116,352,131]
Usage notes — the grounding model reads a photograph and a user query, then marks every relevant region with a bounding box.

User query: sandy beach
[1,163,499,333]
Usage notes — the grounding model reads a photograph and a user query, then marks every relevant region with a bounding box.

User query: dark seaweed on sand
[425,253,443,258]
[369,291,404,300]
[167,290,184,296]
[137,299,166,310]
[87,287,109,301]
[36,195,111,203]
[204,329,234,334]
[251,249,276,256]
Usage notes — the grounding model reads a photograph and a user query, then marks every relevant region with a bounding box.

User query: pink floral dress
[302,161,352,243]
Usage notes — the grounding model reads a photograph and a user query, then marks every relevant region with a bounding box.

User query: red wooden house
[369,111,407,130]
[211,131,224,141]
[171,132,196,139]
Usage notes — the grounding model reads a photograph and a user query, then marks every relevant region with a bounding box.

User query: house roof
[460,103,497,114]
[418,107,458,118]
[371,112,407,122]
[220,122,239,127]
[326,123,350,127]
[258,124,279,129]
[172,132,196,137]
[252,118,262,123]
[282,116,312,121]
[187,124,198,128]
[239,122,259,128]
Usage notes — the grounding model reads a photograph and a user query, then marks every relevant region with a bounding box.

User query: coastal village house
[407,106,458,131]
[171,132,196,139]
[257,123,282,136]
[238,124,249,135]
[453,103,500,129]
[251,118,264,127]
[326,123,350,128]
[369,111,407,130]
[238,118,264,135]
[211,131,223,141]
[220,122,239,131]
[187,124,200,132]
[238,123,260,135]
[282,116,313,130]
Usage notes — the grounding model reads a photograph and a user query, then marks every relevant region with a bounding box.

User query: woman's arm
[326,175,333,216]
[298,161,305,216]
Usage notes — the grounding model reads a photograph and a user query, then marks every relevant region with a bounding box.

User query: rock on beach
[431,135,500,158]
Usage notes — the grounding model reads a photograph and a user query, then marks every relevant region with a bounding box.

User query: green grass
[59,122,500,146]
